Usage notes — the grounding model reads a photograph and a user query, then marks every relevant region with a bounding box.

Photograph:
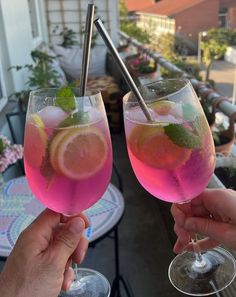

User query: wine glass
[24,87,112,297]
[123,78,236,296]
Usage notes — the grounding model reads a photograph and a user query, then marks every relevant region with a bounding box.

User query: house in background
[130,0,236,51]
[123,0,156,13]
[219,0,236,28]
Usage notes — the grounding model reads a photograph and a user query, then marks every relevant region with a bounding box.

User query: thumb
[52,217,85,264]
[184,217,232,245]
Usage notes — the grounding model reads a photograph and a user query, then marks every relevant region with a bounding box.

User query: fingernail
[69,217,85,234]
[184,218,196,231]
[79,251,86,264]
[65,280,73,291]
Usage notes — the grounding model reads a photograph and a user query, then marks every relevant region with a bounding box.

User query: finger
[184,237,220,252]
[61,213,90,228]
[29,209,60,232]
[173,238,188,254]
[174,224,190,246]
[190,205,211,218]
[18,209,60,252]
[51,217,85,264]
[192,189,236,222]
[61,267,74,291]
[72,236,89,264]
[171,204,186,227]
[184,217,236,248]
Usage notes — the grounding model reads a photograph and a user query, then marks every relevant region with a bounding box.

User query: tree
[119,0,150,44]
[154,33,201,80]
[201,28,232,82]
[119,0,128,18]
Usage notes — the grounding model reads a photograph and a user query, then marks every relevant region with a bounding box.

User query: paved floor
[200,60,235,99]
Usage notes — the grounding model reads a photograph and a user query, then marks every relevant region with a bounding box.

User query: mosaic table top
[0,176,124,257]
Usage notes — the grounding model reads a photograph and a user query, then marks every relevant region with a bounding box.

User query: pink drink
[24,108,112,215]
[124,106,215,203]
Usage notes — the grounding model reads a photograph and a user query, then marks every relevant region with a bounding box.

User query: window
[28,0,42,46]
[219,13,228,28]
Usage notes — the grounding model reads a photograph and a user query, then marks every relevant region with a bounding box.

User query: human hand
[0,209,89,297]
[171,188,236,253]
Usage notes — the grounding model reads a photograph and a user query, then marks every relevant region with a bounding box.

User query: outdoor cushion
[52,44,107,80]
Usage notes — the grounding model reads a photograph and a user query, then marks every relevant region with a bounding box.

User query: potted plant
[0,135,24,190]
[215,155,236,190]
[126,53,157,79]
[9,49,63,110]
[212,112,236,156]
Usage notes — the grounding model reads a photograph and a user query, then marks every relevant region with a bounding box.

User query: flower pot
[214,155,236,190]
[214,112,236,156]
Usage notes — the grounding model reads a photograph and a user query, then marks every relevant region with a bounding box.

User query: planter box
[213,156,236,190]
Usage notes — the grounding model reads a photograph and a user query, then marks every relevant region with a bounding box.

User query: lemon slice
[24,114,48,168]
[129,125,192,170]
[49,130,69,173]
[150,100,175,115]
[51,127,108,179]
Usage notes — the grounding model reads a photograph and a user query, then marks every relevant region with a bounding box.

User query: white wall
[0,0,34,93]
[225,46,236,65]
[0,0,120,98]
[46,0,119,47]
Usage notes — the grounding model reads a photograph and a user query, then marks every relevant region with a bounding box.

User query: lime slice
[24,114,48,168]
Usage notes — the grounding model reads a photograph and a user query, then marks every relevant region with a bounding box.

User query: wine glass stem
[72,262,79,279]
[191,234,206,268]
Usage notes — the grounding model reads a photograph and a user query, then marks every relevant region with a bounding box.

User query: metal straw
[79,2,95,96]
[94,18,153,122]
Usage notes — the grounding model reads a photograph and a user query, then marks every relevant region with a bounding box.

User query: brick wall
[219,0,236,9]
[229,7,236,28]
[175,0,219,44]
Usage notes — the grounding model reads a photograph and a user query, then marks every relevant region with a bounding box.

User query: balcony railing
[119,31,236,120]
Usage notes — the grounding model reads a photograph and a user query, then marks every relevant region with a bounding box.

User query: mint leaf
[59,111,89,127]
[164,124,201,149]
[55,87,76,112]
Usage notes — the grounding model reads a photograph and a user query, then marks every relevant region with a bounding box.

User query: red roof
[138,0,207,16]
[123,0,154,12]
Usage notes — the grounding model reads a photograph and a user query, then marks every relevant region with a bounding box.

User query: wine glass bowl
[24,87,112,296]
[123,79,236,296]
[24,88,112,215]
[123,79,215,203]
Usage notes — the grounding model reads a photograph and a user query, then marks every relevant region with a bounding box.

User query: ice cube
[38,106,68,128]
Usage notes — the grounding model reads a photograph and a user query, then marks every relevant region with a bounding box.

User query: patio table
[0,176,124,258]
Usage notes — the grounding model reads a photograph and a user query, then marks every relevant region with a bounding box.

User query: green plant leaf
[55,87,76,112]
[59,111,89,127]
[0,139,6,154]
[164,124,201,149]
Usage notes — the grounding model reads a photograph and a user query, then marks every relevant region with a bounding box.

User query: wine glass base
[59,268,111,297]
[168,247,236,296]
